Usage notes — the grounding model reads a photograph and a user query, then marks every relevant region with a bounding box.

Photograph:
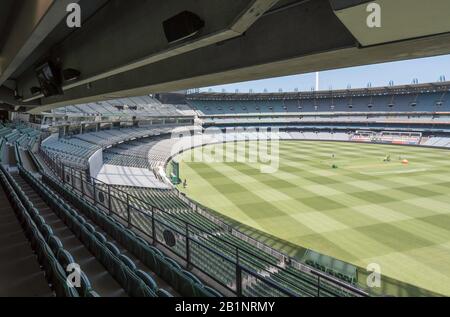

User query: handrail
[14,144,22,166]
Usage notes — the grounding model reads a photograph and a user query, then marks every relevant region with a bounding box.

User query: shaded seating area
[0,166,78,296]
[17,166,175,297]
[0,173,52,297]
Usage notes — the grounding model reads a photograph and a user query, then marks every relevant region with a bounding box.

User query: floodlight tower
[315,72,320,91]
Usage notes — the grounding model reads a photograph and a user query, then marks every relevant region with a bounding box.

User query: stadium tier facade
[1,81,450,297]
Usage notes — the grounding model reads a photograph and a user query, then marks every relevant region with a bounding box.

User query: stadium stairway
[10,172,128,297]
[0,166,81,296]
[0,180,53,296]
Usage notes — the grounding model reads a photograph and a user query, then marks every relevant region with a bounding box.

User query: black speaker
[35,61,63,97]
[163,11,205,43]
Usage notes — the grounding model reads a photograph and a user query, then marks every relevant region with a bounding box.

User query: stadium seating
[422,137,450,147]
[74,127,175,148]
[118,186,192,213]
[29,120,450,297]
[188,91,450,116]
[0,124,41,149]
[41,173,223,297]
[0,165,82,297]
[42,138,100,169]
[103,138,162,169]
[2,122,373,297]
[88,183,360,297]
[51,96,196,118]
[19,166,188,297]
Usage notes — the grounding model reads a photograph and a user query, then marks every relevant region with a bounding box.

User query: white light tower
[315,72,320,91]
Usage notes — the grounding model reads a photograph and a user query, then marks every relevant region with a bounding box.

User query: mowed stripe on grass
[176,141,450,296]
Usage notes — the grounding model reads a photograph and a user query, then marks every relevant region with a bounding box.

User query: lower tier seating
[0,166,80,297]
[18,167,179,297]
[0,173,53,296]
[41,172,222,297]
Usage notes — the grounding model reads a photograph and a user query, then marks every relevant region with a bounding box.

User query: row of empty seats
[42,138,100,169]
[2,139,223,297]
[0,123,40,149]
[188,91,450,116]
[40,127,182,169]
[288,131,351,141]
[104,182,359,297]
[74,127,176,148]
[14,164,190,297]
[103,138,163,170]
[41,171,223,297]
[0,167,54,296]
[52,96,196,117]
[422,137,450,147]
[200,114,450,126]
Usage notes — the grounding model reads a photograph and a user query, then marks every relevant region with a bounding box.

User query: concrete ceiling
[0,0,17,46]
[0,0,449,114]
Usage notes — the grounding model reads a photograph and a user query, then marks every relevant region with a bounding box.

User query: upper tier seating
[42,138,100,169]
[40,126,181,169]
[74,127,175,148]
[188,91,450,116]
[52,96,195,117]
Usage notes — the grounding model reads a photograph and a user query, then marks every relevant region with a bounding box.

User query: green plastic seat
[84,223,96,233]
[119,254,137,271]
[41,224,54,241]
[135,270,158,291]
[202,286,223,297]
[181,270,202,285]
[47,235,64,254]
[105,242,121,256]
[57,249,76,269]
[156,288,173,297]
[94,232,107,243]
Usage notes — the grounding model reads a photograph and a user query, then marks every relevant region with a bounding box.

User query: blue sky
[201,54,450,93]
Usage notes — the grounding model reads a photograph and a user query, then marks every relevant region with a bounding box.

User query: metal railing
[37,147,369,297]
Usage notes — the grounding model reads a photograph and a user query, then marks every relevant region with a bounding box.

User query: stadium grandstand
[187,81,450,133]
[1,0,450,301]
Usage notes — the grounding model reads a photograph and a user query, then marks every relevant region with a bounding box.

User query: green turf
[175,141,450,296]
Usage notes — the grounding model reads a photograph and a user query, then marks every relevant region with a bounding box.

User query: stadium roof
[1,0,450,113]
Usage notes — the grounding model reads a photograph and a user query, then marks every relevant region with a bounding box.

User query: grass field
[175,141,450,296]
